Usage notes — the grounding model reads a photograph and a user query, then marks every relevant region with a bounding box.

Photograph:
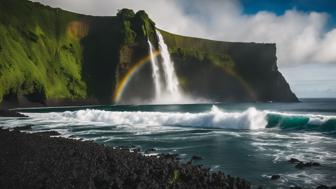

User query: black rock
[145,148,157,153]
[294,161,321,169]
[295,162,305,169]
[13,125,32,131]
[316,185,329,189]
[0,109,27,117]
[161,153,179,160]
[132,147,141,153]
[191,155,203,161]
[290,187,303,189]
[36,131,61,136]
[270,175,280,180]
[0,129,252,189]
[288,158,301,164]
[312,162,321,166]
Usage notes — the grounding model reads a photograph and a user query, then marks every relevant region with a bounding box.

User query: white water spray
[147,30,185,103]
[147,39,162,98]
[156,31,182,97]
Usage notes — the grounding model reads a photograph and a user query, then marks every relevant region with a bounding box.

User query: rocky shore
[0,129,250,189]
[0,109,27,117]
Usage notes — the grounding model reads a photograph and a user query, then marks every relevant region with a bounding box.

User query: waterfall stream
[147,39,162,98]
[147,30,184,103]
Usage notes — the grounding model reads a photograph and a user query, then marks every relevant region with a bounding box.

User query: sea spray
[22,106,336,132]
[25,106,268,130]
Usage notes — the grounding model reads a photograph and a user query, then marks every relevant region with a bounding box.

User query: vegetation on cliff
[160,30,298,102]
[0,0,157,106]
[0,0,86,104]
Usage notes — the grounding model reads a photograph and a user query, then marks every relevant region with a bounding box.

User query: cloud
[31,0,336,66]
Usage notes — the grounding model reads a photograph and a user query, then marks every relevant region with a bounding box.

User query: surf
[23,105,336,132]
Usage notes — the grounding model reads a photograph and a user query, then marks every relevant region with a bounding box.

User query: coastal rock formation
[161,31,298,102]
[0,109,27,117]
[0,0,298,108]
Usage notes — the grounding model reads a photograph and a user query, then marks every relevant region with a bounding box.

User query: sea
[1,98,336,188]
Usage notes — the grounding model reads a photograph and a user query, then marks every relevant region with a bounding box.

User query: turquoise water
[1,99,336,188]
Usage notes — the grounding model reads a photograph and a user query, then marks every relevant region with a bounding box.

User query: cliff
[160,31,298,102]
[0,0,298,108]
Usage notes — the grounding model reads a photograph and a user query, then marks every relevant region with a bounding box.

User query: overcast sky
[30,0,336,98]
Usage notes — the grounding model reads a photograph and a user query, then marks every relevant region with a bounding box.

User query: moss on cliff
[0,1,158,105]
[0,0,88,103]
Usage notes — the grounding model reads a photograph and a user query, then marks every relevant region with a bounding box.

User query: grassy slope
[0,0,87,103]
[0,0,90,103]
[0,0,159,105]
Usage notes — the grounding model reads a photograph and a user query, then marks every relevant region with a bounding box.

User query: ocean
[1,98,336,188]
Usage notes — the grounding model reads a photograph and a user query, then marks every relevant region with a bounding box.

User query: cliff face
[160,31,298,102]
[0,0,298,108]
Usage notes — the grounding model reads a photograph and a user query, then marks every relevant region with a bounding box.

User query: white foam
[308,116,330,125]
[25,106,268,130]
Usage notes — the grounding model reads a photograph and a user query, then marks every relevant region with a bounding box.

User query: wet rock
[289,157,321,169]
[145,148,157,153]
[295,161,321,169]
[316,185,329,189]
[160,153,179,160]
[290,187,302,189]
[131,147,141,153]
[270,175,280,180]
[13,125,33,131]
[295,162,305,169]
[191,155,203,161]
[0,129,252,189]
[288,158,301,164]
[36,131,61,136]
[312,162,321,166]
[0,109,28,117]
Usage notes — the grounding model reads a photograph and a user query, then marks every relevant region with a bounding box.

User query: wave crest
[25,106,336,132]
[28,106,267,130]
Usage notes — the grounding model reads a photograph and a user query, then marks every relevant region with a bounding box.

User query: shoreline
[0,129,250,189]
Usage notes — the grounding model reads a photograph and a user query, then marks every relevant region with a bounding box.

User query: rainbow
[113,52,257,103]
[113,51,161,103]
[219,65,257,100]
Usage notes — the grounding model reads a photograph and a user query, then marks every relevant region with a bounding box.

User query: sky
[30,0,336,98]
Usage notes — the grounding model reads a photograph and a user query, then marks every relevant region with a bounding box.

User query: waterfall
[147,39,161,98]
[147,30,184,103]
[156,31,182,97]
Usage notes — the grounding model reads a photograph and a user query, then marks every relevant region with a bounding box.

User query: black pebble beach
[0,129,250,189]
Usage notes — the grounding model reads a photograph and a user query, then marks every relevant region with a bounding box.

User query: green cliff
[160,31,297,102]
[0,0,298,108]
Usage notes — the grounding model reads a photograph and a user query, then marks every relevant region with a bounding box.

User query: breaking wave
[25,106,336,132]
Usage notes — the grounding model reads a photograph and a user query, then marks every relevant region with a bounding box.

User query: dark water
[1,99,336,188]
